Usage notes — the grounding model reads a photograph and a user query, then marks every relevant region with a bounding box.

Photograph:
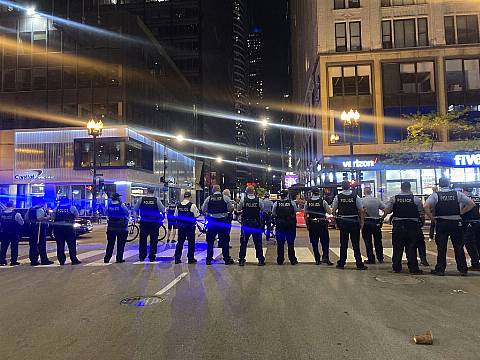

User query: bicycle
[126,218,167,243]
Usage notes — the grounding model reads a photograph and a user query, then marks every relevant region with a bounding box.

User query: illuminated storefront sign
[14,170,54,181]
[454,154,480,166]
[342,159,377,168]
[284,173,299,189]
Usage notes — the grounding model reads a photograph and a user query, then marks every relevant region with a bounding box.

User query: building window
[328,64,374,143]
[382,21,393,48]
[336,21,362,52]
[335,23,347,52]
[444,15,479,45]
[32,68,46,90]
[382,0,427,6]
[349,22,362,51]
[446,58,480,140]
[334,0,360,9]
[382,61,437,142]
[382,18,428,48]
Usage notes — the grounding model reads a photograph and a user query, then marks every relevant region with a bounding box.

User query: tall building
[0,1,193,135]
[248,27,264,105]
[291,0,480,198]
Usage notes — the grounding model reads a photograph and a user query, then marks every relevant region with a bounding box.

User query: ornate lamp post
[87,119,103,214]
[341,109,360,182]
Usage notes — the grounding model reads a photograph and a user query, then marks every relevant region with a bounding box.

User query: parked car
[11,209,93,240]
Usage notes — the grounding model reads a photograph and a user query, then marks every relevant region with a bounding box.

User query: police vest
[337,193,358,216]
[243,197,261,223]
[435,191,460,217]
[139,197,161,222]
[208,194,228,215]
[0,211,19,234]
[462,196,480,221]
[107,203,128,230]
[275,199,296,226]
[54,205,75,225]
[27,206,40,224]
[306,199,326,220]
[167,203,177,217]
[176,202,196,228]
[392,194,419,219]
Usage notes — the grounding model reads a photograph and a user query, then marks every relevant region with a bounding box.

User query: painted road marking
[155,272,188,296]
[245,248,266,263]
[383,248,408,261]
[295,247,314,263]
[330,248,366,263]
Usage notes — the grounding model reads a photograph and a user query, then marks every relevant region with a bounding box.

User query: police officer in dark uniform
[238,185,265,266]
[133,188,165,262]
[305,187,333,265]
[425,177,474,276]
[461,187,480,271]
[25,198,53,266]
[273,190,298,265]
[0,200,24,266]
[201,185,235,265]
[382,182,423,274]
[174,191,200,264]
[53,197,81,265]
[166,201,178,244]
[332,181,367,270]
[105,193,130,263]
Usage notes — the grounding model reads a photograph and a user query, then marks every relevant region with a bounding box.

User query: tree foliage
[384,111,480,165]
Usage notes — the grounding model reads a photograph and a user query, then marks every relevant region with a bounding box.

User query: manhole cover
[374,276,424,285]
[120,296,165,307]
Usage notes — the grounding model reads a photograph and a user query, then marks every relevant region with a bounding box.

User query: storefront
[0,127,196,211]
[318,152,480,200]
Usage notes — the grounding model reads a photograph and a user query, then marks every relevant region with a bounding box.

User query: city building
[291,0,480,198]
[0,1,194,137]
[0,126,195,210]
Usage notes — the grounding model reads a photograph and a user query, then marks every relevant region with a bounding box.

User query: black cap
[184,191,192,198]
[280,190,289,198]
[341,181,351,191]
[111,193,121,201]
[311,187,321,195]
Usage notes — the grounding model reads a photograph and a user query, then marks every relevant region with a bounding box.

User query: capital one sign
[454,154,480,166]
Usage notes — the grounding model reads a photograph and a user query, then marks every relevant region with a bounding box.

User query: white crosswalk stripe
[383,248,407,261]
[295,247,315,263]
[330,248,367,263]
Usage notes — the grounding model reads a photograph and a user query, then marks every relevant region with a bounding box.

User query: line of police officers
[1,177,479,275]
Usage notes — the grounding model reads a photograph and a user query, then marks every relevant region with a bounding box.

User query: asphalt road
[0,224,479,360]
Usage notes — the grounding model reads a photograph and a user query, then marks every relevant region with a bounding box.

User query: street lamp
[86,119,103,215]
[340,109,360,183]
[216,156,223,163]
[176,133,185,143]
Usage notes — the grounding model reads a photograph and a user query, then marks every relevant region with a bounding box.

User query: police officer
[273,190,298,265]
[105,193,130,263]
[361,187,386,264]
[166,200,178,244]
[461,187,480,271]
[223,189,235,249]
[133,188,165,262]
[238,185,265,266]
[305,187,333,265]
[425,177,474,276]
[25,198,53,266]
[202,185,234,265]
[0,200,24,266]
[382,182,423,274]
[262,193,274,241]
[332,181,367,270]
[53,197,81,265]
[174,191,200,264]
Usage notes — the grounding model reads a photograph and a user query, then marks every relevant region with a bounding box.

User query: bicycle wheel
[158,224,167,241]
[127,224,139,242]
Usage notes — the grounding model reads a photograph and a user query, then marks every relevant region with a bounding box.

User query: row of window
[335,15,479,52]
[326,58,480,143]
[335,0,427,9]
